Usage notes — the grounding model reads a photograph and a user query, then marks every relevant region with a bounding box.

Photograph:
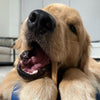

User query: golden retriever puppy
[0,3,100,100]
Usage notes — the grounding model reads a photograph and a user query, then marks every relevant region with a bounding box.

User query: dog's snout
[27,10,56,34]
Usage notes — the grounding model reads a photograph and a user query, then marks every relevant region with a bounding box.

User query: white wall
[42,0,69,7]
[70,0,100,41]
[0,0,20,37]
[21,0,43,23]
[0,0,9,36]
[9,0,20,37]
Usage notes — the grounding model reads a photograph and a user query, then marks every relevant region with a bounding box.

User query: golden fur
[0,3,100,100]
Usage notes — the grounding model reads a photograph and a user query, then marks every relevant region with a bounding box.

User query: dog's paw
[19,77,57,100]
[59,68,96,100]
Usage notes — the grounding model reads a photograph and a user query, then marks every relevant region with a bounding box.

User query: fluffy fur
[0,3,100,100]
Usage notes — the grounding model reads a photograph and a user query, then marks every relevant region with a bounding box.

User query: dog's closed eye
[68,24,77,35]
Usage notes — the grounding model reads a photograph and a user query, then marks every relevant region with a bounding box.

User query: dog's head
[14,4,90,81]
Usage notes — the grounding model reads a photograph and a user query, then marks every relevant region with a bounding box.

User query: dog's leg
[0,68,21,100]
[19,77,57,100]
[59,68,96,100]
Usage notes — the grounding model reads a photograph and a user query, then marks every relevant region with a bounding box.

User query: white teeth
[26,70,38,75]
[22,69,38,75]
[32,70,38,74]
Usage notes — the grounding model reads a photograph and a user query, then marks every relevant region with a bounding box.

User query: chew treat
[52,62,58,85]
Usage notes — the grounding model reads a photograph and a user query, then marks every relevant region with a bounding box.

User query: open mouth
[17,42,51,81]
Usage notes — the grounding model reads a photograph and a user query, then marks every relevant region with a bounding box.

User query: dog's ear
[79,31,91,71]
[13,38,22,50]
[13,36,31,51]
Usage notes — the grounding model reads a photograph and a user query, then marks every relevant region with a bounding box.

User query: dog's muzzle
[27,9,56,35]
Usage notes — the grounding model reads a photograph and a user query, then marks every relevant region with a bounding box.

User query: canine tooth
[33,70,38,74]
[25,70,38,75]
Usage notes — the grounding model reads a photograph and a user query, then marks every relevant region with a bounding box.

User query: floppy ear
[79,31,91,71]
[13,38,22,50]
[13,36,29,67]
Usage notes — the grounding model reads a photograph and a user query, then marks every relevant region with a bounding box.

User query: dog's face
[14,4,90,81]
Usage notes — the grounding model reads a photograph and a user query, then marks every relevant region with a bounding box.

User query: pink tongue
[20,48,50,73]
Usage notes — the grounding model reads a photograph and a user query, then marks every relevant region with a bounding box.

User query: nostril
[29,12,37,23]
[27,11,38,30]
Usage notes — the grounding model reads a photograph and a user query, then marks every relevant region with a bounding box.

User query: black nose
[27,10,56,34]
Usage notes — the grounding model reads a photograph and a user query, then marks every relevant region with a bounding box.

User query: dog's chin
[17,42,51,81]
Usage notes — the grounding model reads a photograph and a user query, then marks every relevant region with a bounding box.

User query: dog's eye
[69,24,77,35]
